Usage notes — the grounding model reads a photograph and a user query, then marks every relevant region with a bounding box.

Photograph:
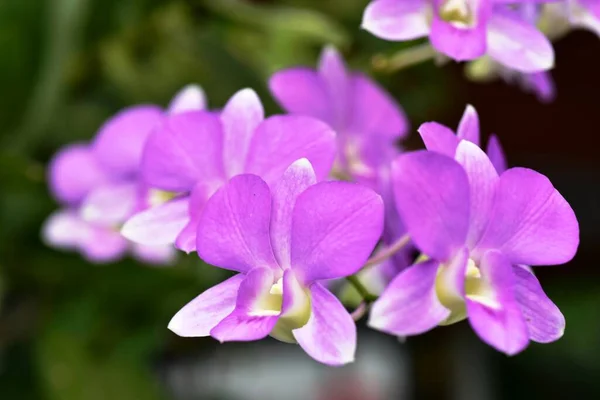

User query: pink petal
[196,175,279,273]
[466,250,529,355]
[361,0,430,41]
[93,105,164,178]
[167,84,207,114]
[210,268,279,342]
[455,140,499,248]
[429,0,490,61]
[347,73,409,140]
[244,115,336,183]
[418,122,459,157]
[487,11,554,73]
[221,89,265,177]
[391,151,470,261]
[475,168,579,266]
[168,274,245,337]
[270,159,317,267]
[121,198,190,246]
[486,134,507,174]
[269,68,331,123]
[290,181,384,282]
[369,260,450,336]
[141,111,225,192]
[80,182,139,225]
[48,144,109,205]
[456,105,480,145]
[293,283,356,366]
[512,265,565,343]
[318,46,349,129]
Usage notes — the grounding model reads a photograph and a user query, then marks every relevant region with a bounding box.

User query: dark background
[1,1,598,399]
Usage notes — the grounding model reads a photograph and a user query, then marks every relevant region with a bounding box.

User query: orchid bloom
[269,46,408,187]
[42,85,206,263]
[168,159,384,365]
[369,143,579,355]
[418,104,507,172]
[362,0,555,73]
[121,89,337,254]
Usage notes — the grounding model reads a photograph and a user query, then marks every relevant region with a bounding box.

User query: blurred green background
[1,0,599,399]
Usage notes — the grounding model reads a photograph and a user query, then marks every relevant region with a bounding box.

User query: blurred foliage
[0,1,599,399]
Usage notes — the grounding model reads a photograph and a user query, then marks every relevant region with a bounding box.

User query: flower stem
[346,275,378,303]
[372,43,437,73]
[364,234,411,268]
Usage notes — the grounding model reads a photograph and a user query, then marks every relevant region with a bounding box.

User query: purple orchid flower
[168,159,384,365]
[368,141,579,355]
[43,85,206,263]
[269,46,408,188]
[418,104,508,172]
[362,0,555,73]
[121,89,337,254]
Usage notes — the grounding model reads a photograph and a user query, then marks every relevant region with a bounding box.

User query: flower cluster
[363,0,600,100]
[43,2,581,367]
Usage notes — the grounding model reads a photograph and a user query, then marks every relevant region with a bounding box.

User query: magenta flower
[418,104,507,172]
[43,85,206,263]
[369,143,579,355]
[168,159,384,365]
[362,0,555,72]
[122,89,337,253]
[269,46,408,187]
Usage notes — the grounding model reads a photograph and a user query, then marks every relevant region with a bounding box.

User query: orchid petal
[455,140,499,248]
[290,181,384,283]
[167,84,207,114]
[269,68,331,123]
[141,111,225,192]
[270,159,317,267]
[221,89,265,177]
[466,250,529,355]
[391,151,470,261]
[361,0,430,41]
[210,268,279,342]
[369,260,450,336]
[80,182,138,225]
[121,198,190,246]
[244,115,336,183]
[348,73,409,139]
[418,122,459,157]
[456,105,480,145]
[475,168,579,266]
[48,144,108,205]
[513,265,565,343]
[487,11,554,73]
[93,106,164,177]
[168,274,245,337]
[293,283,356,366]
[486,134,507,174]
[196,175,279,273]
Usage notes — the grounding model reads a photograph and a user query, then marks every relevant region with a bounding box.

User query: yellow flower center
[147,189,177,208]
[436,258,499,326]
[249,277,312,343]
[439,0,476,27]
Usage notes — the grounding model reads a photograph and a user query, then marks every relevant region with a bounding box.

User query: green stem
[346,275,378,303]
[372,43,437,74]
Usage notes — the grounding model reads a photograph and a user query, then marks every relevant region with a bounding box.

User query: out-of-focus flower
[269,46,408,188]
[122,89,337,254]
[168,160,384,366]
[362,0,555,73]
[369,143,579,355]
[42,85,206,263]
[418,104,507,172]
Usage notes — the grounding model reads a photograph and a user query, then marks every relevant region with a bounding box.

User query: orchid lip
[439,0,476,28]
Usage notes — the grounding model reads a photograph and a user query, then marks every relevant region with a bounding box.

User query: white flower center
[436,258,499,326]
